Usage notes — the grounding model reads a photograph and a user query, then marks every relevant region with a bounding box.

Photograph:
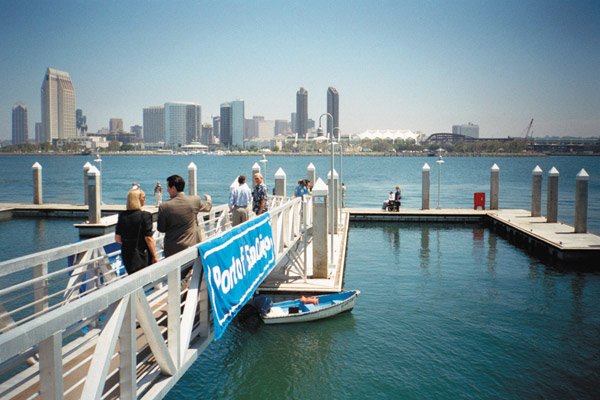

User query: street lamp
[94,153,103,204]
[333,127,343,214]
[436,149,444,209]
[259,154,268,189]
[319,113,335,266]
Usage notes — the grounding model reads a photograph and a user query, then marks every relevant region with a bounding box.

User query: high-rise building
[76,109,87,136]
[452,122,479,138]
[109,118,124,133]
[296,87,308,138]
[327,87,339,138]
[41,67,76,142]
[290,112,297,134]
[35,122,43,143]
[219,103,232,146]
[201,123,213,145]
[212,116,221,144]
[12,103,28,145]
[231,99,245,147]
[164,102,201,147]
[275,120,290,135]
[143,106,165,143]
[130,125,143,140]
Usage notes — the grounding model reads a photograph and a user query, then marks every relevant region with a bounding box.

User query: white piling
[490,163,500,210]
[87,166,102,224]
[327,169,339,233]
[252,162,261,181]
[574,169,589,233]
[311,178,328,279]
[187,162,197,196]
[531,166,543,217]
[307,163,316,187]
[274,168,286,197]
[32,162,43,205]
[547,167,559,223]
[422,163,430,210]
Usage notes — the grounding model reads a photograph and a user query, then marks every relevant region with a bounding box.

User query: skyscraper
[76,109,87,136]
[164,102,201,147]
[296,87,308,138]
[143,106,165,143]
[231,99,245,147]
[327,87,339,138]
[212,116,221,144]
[12,103,28,145]
[35,122,43,143]
[41,67,76,142]
[452,122,479,138]
[220,103,232,146]
[109,118,124,133]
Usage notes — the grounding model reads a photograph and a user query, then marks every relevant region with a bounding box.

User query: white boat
[259,290,360,324]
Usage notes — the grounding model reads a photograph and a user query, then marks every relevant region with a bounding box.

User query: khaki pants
[232,206,249,226]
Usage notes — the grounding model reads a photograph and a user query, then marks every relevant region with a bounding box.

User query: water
[1,155,599,398]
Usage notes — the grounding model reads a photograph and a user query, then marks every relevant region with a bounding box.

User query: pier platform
[348,207,600,264]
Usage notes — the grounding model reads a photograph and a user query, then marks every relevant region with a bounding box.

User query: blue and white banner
[197,213,276,340]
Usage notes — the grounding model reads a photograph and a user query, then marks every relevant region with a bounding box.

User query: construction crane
[522,118,534,141]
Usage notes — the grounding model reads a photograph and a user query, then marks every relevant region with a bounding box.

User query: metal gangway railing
[0,196,311,399]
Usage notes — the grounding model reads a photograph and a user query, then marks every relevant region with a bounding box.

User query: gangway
[0,196,310,399]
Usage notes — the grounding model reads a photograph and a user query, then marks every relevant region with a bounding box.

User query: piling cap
[576,168,589,181]
[32,162,42,169]
[327,169,339,178]
[187,162,197,170]
[491,163,500,171]
[312,178,328,196]
[532,165,543,175]
[83,161,92,169]
[274,167,286,178]
[307,162,315,171]
[252,162,261,171]
[549,167,559,176]
[87,165,100,176]
[422,163,430,171]
[230,177,239,190]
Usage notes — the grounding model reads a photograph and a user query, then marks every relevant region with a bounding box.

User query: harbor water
[0,155,599,398]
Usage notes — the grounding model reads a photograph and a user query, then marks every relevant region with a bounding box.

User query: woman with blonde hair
[115,189,158,274]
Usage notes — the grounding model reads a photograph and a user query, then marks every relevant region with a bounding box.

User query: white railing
[0,196,311,400]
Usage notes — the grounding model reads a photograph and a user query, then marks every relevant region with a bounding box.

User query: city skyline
[1,1,599,141]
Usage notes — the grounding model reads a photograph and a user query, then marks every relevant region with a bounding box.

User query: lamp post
[259,154,268,189]
[333,127,343,215]
[93,153,103,205]
[319,112,335,265]
[436,149,444,209]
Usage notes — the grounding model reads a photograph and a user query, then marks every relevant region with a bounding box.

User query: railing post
[547,167,559,223]
[188,162,197,196]
[39,332,63,400]
[34,262,48,315]
[274,167,286,197]
[311,178,328,279]
[167,269,181,368]
[32,162,43,205]
[88,166,102,224]
[307,162,316,187]
[490,163,500,210]
[574,169,589,233]
[119,295,137,400]
[83,162,91,205]
[422,163,430,210]
[531,165,543,217]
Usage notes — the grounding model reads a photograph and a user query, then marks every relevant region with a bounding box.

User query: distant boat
[80,149,92,155]
[258,290,360,324]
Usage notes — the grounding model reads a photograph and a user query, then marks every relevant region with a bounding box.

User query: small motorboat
[258,290,361,324]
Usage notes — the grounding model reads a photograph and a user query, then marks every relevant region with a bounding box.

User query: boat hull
[261,290,360,324]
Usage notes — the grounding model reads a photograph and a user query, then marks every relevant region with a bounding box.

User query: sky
[1,0,599,140]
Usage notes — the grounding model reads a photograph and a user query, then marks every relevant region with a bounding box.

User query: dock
[1,197,599,398]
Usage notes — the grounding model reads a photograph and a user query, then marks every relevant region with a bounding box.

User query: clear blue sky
[1,0,599,140]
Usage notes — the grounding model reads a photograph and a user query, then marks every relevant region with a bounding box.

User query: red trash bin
[474,192,485,210]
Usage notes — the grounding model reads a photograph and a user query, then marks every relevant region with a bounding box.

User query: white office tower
[41,67,76,142]
[452,122,479,138]
[164,102,201,147]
